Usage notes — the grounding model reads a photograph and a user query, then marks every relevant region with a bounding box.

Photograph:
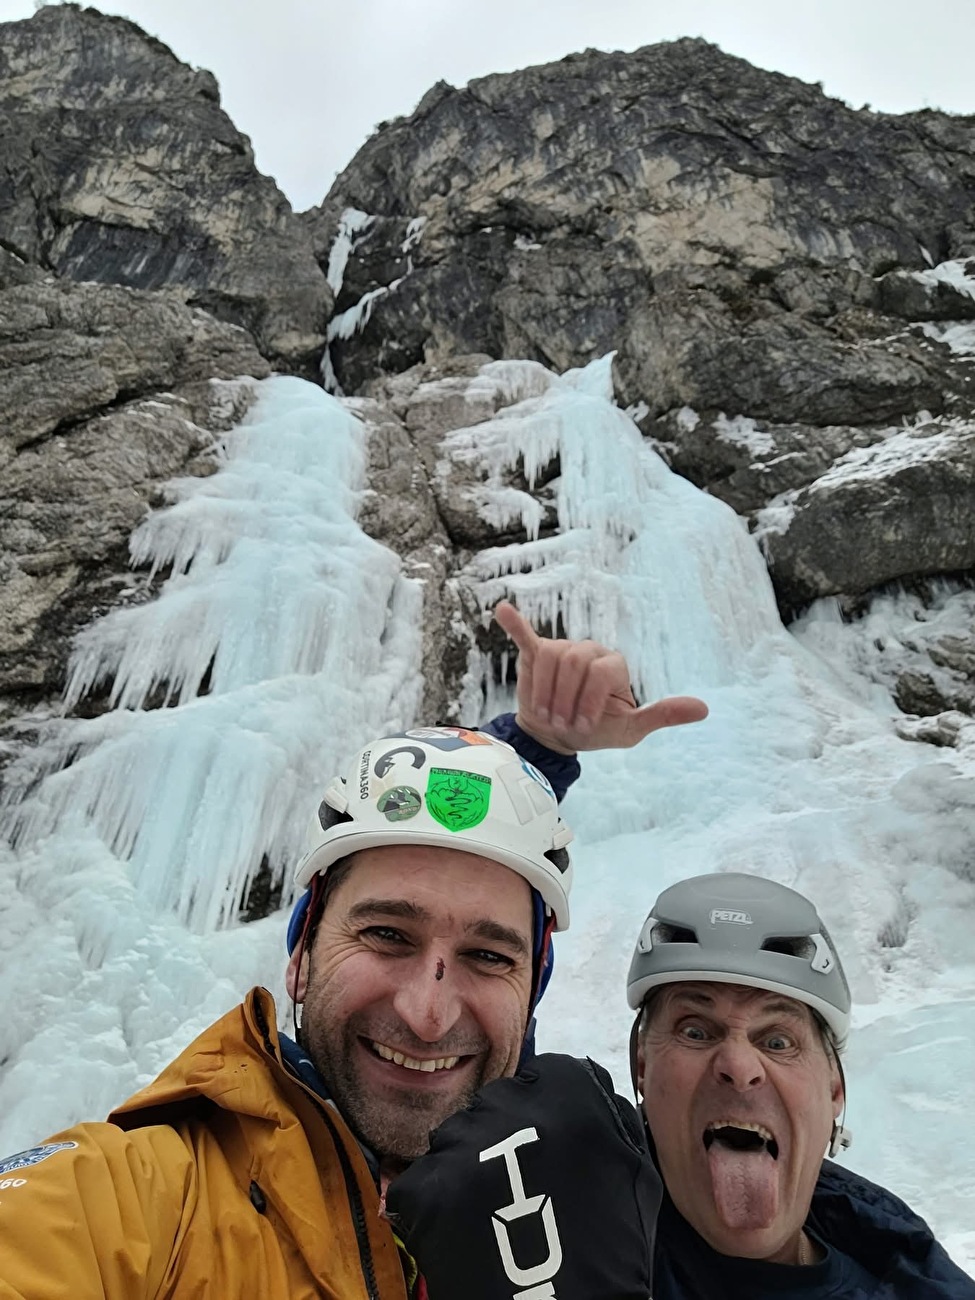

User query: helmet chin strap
[628,1010,642,1100]
[829,1123,853,1158]
[828,1052,853,1156]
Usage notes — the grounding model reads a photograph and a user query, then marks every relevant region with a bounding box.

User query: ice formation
[3,378,424,933]
[1,357,973,1272]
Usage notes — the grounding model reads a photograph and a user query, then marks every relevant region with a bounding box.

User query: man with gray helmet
[389,872,973,1297]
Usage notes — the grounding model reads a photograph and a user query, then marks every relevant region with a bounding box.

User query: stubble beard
[306,1017,489,1159]
[300,986,497,1160]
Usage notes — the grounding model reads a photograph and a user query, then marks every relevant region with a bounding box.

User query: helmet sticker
[0,1142,78,1176]
[709,909,753,925]
[425,768,492,832]
[377,786,422,822]
[455,729,493,746]
[357,750,372,800]
[374,746,426,777]
[401,727,493,751]
[520,758,554,795]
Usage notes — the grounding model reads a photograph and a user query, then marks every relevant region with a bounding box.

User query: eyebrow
[667,990,809,1022]
[345,899,530,959]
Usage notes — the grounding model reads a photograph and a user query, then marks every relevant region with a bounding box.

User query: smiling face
[286,844,534,1163]
[637,982,843,1263]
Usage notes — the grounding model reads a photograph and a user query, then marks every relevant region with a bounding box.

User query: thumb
[628,695,709,743]
[493,600,539,657]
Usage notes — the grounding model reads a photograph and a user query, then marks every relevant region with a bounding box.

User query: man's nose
[392,961,463,1043]
[711,1035,766,1090]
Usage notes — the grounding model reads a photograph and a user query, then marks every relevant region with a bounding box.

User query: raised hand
[494,599,708,755]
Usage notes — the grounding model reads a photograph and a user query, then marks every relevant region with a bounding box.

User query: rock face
[307,40,975,406]
[0,275,269,715]
[0,4,329,722]
[305,39,975,622]
[0,4,330,367]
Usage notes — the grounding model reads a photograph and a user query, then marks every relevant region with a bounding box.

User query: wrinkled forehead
[649,980,814,1026]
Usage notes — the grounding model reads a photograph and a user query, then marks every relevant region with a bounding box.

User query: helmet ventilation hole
[761,936,815,959]
[654,923,698,944]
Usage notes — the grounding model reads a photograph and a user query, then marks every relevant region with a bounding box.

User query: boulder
[758,419,975,609]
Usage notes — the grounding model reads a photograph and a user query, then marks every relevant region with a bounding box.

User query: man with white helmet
[0,602,706,1298]
[389,872,973,1297]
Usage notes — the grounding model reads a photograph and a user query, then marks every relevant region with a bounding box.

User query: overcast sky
[3,0,974,211]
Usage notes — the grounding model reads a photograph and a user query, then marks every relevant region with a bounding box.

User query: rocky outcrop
[0,275,269,714]
[0,4,330,367]
[758,418,975,610]
[0,4,331,721]
[306,40,975,410]
[304,40,975,630]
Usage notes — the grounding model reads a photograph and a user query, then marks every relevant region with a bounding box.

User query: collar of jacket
[108,987,409,1299]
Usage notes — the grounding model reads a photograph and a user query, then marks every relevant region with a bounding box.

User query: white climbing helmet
[293,727,574,929]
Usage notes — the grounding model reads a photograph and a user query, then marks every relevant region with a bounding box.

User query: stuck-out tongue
[707,1143,779,1229]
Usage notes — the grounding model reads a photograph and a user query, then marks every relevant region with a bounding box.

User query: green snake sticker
[425,768,491,832]
[377,786,422,822]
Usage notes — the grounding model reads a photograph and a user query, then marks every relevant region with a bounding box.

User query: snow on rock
[325,207,375,294]
[713,412,775,457]
[921,321,975,356]
[911,258,975,302]
[760,414,975,608]
[792,583,975,719]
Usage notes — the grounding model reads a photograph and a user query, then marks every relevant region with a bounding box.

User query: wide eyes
[678,1022,710,1043]
[673,1019,799,1053]
[763,1032,796,1053]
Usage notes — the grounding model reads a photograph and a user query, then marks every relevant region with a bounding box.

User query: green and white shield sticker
[377,786,422,822]
[425,768,491,832]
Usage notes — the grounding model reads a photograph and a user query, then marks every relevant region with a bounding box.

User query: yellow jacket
[0,988,410,1299]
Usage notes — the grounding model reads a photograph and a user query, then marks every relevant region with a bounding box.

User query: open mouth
[703,1120,779,1161]
[366,1038,462,1074]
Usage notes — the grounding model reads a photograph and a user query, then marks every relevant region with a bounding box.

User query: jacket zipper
[252,996,382,1300]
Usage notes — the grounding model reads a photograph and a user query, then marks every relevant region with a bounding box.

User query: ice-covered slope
[1,359,972,1274]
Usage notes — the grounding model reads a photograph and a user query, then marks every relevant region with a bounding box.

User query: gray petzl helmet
[626,872,851,1048]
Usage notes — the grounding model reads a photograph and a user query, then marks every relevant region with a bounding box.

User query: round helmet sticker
[425,769,491,832]
[377,786,422,822]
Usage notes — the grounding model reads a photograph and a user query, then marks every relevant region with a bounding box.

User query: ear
[830,1060,845,1120]
[286,946,309,1003]
[635,1036,647,1097]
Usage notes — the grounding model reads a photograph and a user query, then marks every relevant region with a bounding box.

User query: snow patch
[676,405,700,432]
[714,412,774,456]
[921,321,975,355]
[911,258,975,301]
